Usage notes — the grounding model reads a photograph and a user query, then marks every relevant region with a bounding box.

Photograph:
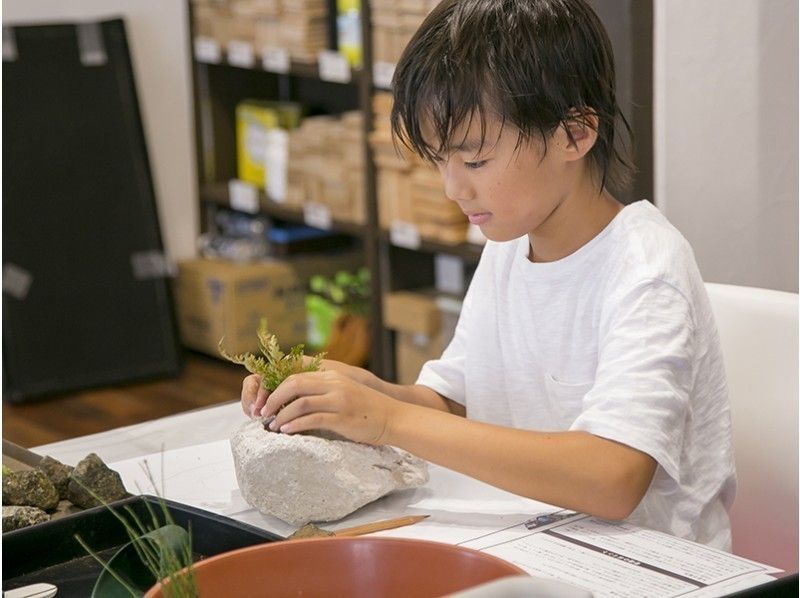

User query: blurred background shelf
[200,182,367,237]
[380,231,484,262]
[194,45,364,85]
[187,0,653,382]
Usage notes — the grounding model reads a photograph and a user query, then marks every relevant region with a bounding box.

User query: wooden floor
[2,352,247,448]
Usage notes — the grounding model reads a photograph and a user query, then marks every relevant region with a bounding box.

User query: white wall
[4,0,199,261]
[654,0,798,292]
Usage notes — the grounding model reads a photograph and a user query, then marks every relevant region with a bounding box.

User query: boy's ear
[560,109,599,162]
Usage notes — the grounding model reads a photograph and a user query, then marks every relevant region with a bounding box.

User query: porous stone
[38,455,74,499]
[66,453,128,508]
[2,505,50,532]
[230,419,429,526]
[2,469,60,511]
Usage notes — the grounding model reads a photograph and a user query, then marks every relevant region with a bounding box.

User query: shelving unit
[186,0,653,381]
[200,181,367,237]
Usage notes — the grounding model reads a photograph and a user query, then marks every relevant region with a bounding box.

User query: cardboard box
[377,168,413,227]
[174,253,362,357]
[383,291,440,336]
[385,290,442,385]
[396,330,445,385]
[390,292,462,385]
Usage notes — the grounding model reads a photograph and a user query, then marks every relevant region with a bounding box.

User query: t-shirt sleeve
[570,279,696,484]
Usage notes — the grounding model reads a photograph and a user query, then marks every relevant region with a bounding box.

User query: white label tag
[303,202,333,230]
[261,46,290,73]
[390,220,421,250]
[3,263,33,300]
[194,36,221,64]
[373,61,395,89]
[3,27,17,62]
[227,40,255,68]
[76,22,107,66]
[228,179,260,213]
[131,251,176,280]
[318,50,351,83]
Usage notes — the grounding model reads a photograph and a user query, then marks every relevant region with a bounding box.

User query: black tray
[2,495,283,597]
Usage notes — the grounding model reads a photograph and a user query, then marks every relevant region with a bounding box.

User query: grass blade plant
[74,461,198,597]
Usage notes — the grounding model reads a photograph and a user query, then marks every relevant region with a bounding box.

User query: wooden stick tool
[288,515,429,540]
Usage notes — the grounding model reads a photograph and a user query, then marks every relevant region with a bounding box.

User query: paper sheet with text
[109,440,780,598]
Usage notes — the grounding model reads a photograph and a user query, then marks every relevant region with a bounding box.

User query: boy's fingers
[241,374,262,417]
[261,371,339,417]
[270,394,337,429]
[276,410,337,436]
[253,385,270,416]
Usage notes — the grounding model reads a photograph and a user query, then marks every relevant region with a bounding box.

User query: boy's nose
[439,162,475,204]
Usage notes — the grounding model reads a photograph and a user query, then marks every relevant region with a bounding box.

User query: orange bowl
[144,536,526,597]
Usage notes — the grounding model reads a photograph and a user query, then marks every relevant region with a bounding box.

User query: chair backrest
[705,283,798,572]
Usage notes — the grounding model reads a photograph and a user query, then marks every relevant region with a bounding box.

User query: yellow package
[336,0,363,68]
[236,101,279,188]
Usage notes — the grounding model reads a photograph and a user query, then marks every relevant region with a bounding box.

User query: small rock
[2,505,50,532]
[38,456,74,499]
[2,470,60,511]
[66,453,128,508]
[230,419,429,526]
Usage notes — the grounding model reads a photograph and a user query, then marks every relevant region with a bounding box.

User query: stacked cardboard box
[271,0,327,63]
[370,92,468,244]
[372,0,439,65]
[192,0,328,64]
[285,112,366,224]
[383,290,460,385]
[174,252,362,357]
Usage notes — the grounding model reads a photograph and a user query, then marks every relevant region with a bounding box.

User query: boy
[241,0,736,549]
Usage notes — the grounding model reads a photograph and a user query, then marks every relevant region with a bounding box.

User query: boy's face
[427,113,578,243]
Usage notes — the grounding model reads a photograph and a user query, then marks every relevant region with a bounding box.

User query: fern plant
[218,318,324,391]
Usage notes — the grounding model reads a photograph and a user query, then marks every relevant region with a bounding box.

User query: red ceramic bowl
[144,536,526,597]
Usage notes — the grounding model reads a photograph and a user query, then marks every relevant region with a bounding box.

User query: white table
[34,402,781,598]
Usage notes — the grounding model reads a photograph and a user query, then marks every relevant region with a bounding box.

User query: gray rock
[2,505,50,532]
[2,470,60,511]
[66,453,128,509]
[230,419,429,526]
[38,455,74,499]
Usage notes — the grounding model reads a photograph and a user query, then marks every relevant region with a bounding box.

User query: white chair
[705,282,798,573]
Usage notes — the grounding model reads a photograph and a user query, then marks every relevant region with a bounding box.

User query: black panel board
[2,19,182,401]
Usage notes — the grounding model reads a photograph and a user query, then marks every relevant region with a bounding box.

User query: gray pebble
[2,470,60,511]
[2,505,50,532]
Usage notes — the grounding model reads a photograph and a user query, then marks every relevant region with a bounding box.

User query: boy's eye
[464,160,487,170]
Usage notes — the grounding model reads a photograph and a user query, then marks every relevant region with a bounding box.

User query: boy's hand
[261,370,401,445]
[241,373,270,418]
[240,357,379,419]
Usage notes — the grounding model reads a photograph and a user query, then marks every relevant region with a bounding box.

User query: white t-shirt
[417,200,736,550]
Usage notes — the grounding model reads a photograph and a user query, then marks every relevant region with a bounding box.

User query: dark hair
[391,0,635,192]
